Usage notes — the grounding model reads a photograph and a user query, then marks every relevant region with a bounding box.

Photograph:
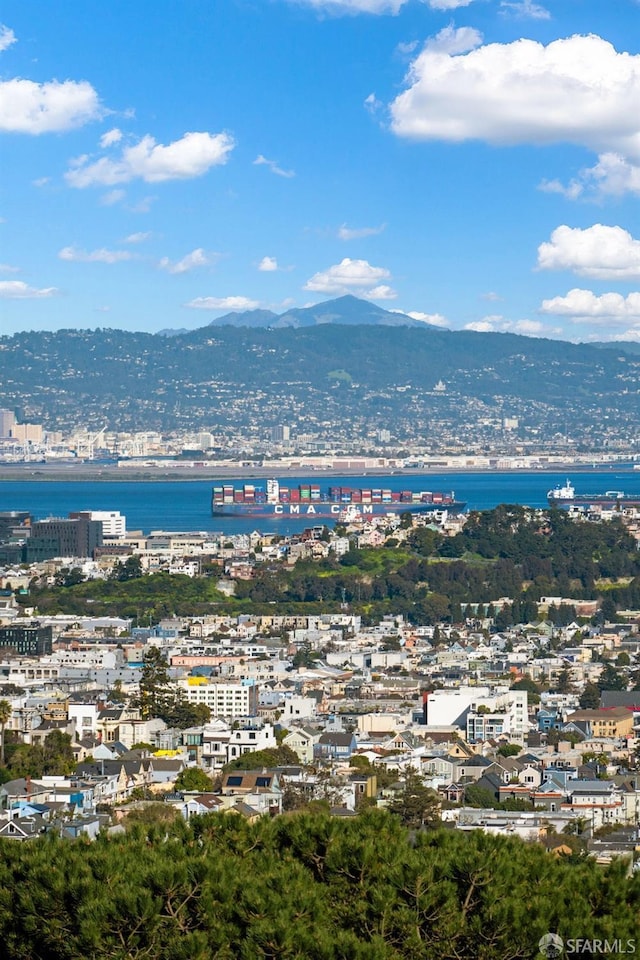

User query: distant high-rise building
[0,409,16,438]
[27,517,103,560]
[197,432,215,450]
[70,510,126,539]
[11,422,43,442]
[0,624,52,657]
[271,425,290,443]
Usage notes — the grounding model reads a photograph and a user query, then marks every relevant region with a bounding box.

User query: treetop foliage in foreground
[0,811,638,960]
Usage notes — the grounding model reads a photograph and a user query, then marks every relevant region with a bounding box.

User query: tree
[0,810,637,957]
[464,784,499,808]
[579,682,601,710]
[598,596,618,624]
[174,767,213,792]
[0,699,11,766]
[553,668,573,694]
[137,646,173,720]
[387,771,440,828]
[497,743,522,758]
[6,740,45,778]
[597,662,626,692]
[110,555,143,582]
[292,642,316,668]
[223,745,299,772]
[54,566,85,588]
[43,730,75,776]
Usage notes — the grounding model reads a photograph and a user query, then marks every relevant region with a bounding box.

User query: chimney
[25,775,31,801]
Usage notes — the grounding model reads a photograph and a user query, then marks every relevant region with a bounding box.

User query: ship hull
[211,501,466,519]
[548,496,640,508]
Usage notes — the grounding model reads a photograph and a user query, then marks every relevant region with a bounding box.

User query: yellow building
[566,707,633,739]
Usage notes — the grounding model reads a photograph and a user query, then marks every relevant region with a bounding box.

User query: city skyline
[2,0,640,342]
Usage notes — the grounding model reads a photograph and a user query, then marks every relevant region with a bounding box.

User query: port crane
[75,425,107,460]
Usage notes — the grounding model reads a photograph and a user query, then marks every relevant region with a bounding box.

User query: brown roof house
[220,770,283,815]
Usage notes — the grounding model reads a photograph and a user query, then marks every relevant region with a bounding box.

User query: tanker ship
[547,479,640,509]
[212,479,466,519]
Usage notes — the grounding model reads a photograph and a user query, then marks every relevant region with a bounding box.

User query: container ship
[547,480,640,509]
[212,479,466,519]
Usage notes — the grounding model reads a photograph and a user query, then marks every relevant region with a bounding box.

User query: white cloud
[390,33,640,162]
[0,25,17,52]
[258,256,279,272]
[406,310,450,327]
[66,131,234,186]
[364,284,397,301]
[481,291,503,302]
[500,0,550,19]
[293,0,475,10]
[58,245,133,264]
[464,315,556,336]
[540,288,640,323]
[364,92,383,115]
[159,248,217,274]
[304,257,395,300]
[338,223,385,240]
[124,231,151,244]
[0,280,57,299]
[464,316,504,333]
[537,225,640,280]
[396,40,419,57]
[100,127,122,148]
[425,25,482,56]
[0,78,101,134]
[32,176,50,188]
[539,153,640,200]
[510,319,549,336]
[0,263,20,274]
[253,154,295,178]
[426,0,475,8]
[186,295,261,311]
[128,196,155,213]
[100,189,126,206]
[538,177,584,201]
[289,0,407,13]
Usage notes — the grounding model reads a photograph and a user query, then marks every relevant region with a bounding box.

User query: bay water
[2,470,640,536]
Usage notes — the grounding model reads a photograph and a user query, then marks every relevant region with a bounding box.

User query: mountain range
[159,295,430,335]
[1,297,639,442]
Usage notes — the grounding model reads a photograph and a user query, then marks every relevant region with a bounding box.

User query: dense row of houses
[0,508,638,860]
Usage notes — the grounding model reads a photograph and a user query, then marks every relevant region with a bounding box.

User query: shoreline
[0,463,636,483]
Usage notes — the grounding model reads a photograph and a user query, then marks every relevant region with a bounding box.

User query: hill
[1,297,639,443]
[204,295,428,329]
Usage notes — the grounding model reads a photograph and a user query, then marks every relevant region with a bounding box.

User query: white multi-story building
[201,719,277,770]
[177,678,258,718]
[466,690,528,743]
[425,686,527,742]
[82,511,126,538]
[425,687,491,728]
[68,700,101,739]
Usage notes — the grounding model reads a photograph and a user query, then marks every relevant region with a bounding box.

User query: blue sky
[2,0,640,342]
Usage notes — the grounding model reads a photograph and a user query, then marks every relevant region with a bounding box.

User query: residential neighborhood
[0,499,639,870]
